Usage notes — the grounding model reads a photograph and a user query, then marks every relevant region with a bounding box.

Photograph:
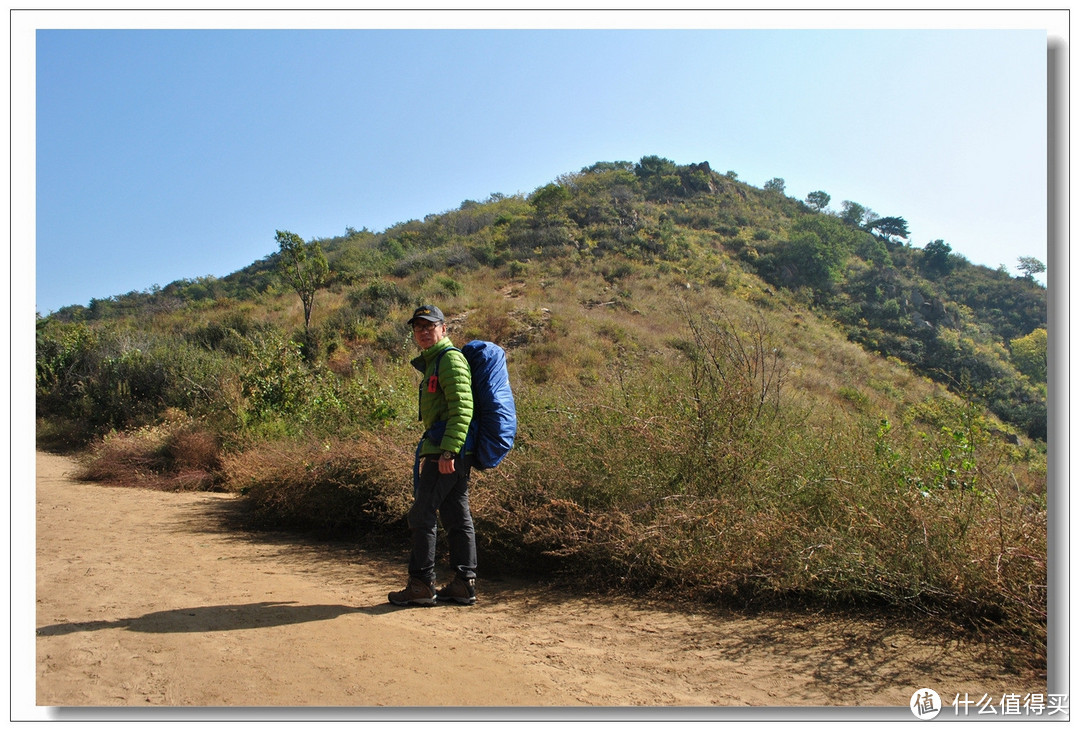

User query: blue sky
[26,12,1056,315]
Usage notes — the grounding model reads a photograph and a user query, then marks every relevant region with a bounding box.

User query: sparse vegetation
[37,156,1048,667]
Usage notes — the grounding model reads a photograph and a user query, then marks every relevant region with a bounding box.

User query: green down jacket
[411,336,474,457]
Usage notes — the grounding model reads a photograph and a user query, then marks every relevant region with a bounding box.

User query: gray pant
[408,456,476,585]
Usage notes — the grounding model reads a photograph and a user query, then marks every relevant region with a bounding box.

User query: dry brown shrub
[462,309,516,345]
[75,429,166,487]
[220,433,414,532]
[74,420,224,492]
[164,425,222,473]
[325,347,355,377]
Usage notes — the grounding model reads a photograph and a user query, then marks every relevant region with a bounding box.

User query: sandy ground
[34,451,1043,717]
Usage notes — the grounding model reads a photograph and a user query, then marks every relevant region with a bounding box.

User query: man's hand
[438,452,456,474]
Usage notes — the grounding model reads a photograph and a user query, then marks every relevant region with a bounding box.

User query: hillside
[36,156,1048,665]
[43,156,1047,440]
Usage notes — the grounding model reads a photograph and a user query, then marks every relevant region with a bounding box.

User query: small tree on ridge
[275,229,328,337]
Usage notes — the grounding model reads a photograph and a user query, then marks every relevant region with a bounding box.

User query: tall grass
[477,325,1045,660]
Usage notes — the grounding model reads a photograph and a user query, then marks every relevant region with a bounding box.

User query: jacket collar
[412,336,454,372]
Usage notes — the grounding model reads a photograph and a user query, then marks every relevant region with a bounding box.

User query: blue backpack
[435,341,517,470]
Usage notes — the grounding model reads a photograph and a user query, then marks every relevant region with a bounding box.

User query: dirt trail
[35,451,1039,713]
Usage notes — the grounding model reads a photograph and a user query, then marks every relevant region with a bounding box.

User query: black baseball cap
[408,304,445,325]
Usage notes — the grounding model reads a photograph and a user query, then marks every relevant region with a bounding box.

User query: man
[388,305,478,606]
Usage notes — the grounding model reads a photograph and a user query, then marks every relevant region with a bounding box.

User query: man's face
[412,320,445,349]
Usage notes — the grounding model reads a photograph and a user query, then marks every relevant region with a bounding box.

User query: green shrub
[36,321,234,440]
[233,330,406,439]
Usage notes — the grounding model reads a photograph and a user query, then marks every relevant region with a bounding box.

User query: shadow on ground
[35,600,403,636]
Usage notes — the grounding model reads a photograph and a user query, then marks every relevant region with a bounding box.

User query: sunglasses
[412,321,441,332]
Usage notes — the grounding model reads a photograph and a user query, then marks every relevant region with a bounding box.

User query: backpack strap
[432,346,462,377]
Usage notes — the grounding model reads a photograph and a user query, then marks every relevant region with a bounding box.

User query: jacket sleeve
[437,349,473,454]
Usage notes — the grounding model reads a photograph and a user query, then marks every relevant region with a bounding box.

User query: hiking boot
[388,576,436,606]
[437,576,477,605]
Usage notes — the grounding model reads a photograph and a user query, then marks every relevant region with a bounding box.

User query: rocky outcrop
[906,290,957,329]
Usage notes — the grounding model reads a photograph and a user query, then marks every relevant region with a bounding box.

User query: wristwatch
[441,451,455,460]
